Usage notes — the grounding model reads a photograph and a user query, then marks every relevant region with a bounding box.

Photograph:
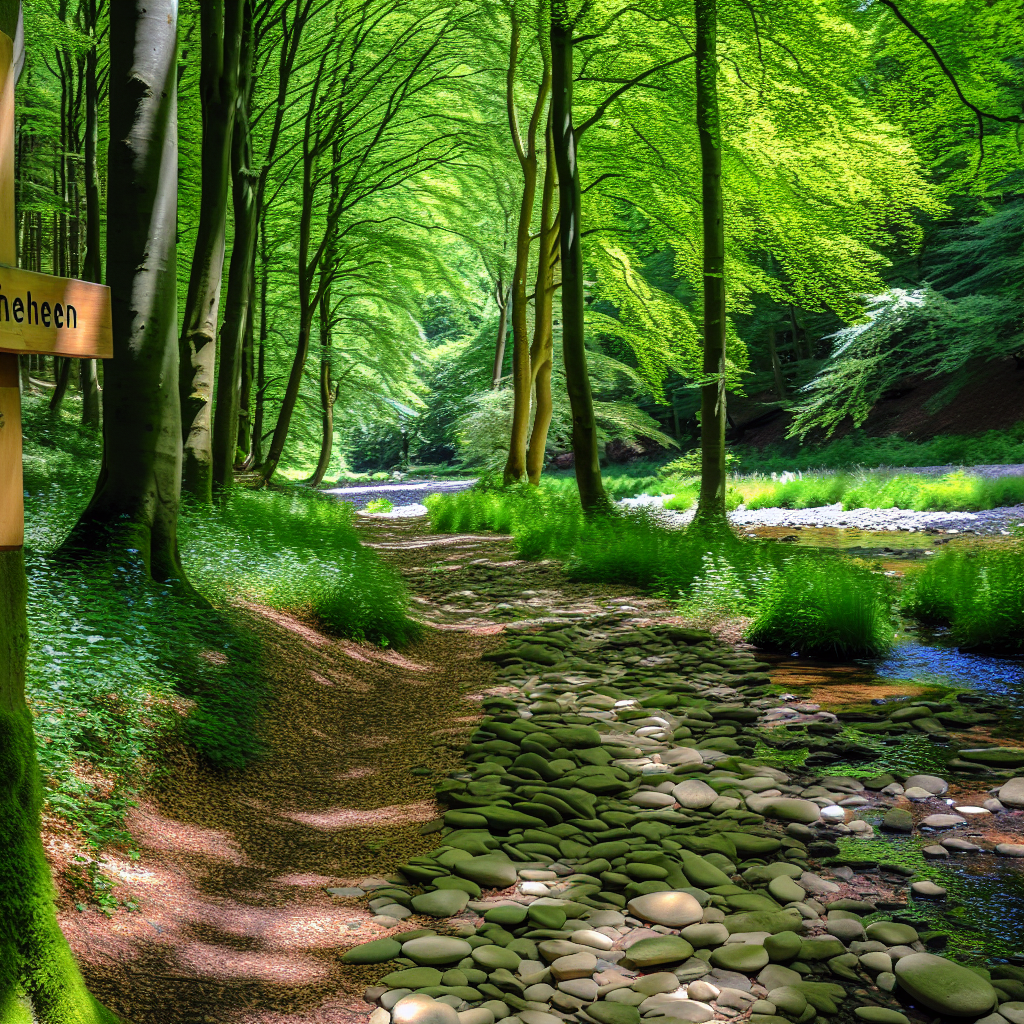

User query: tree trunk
[491,275,510,388]
[308,282,335,489]
[47,356,71,414]
[0,8,126,1021]
[236,258,255,460]
[211,0,254,494]
[250,229,268,469]
[526,120,558,485]
[80,0,102,428]
[503,11,549,485]
[767,323,786,399]
[179,0,243,502]
[62,0,191,592]
[691,0,729,532]
[550,9,607,512]
[789,302,810,360]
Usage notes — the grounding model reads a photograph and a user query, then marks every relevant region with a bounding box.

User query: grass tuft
[900,543,1024,652]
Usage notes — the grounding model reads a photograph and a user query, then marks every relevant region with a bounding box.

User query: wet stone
[627,892,704,928]
[894,952,998,1017]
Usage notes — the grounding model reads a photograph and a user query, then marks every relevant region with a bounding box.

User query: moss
[0,551,125,1024]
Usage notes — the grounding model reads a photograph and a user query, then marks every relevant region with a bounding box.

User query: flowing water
[751,525,1024,963]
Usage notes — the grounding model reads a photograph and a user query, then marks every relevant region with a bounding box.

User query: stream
[754,524,1024,965]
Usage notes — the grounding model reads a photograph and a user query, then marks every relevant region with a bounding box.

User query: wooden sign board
[0,265,112,358]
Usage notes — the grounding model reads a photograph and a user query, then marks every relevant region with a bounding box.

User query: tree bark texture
[237,259,255,460]
[491,275,510,388]
[179,0,243,501]
[503,11,549,484]
[550,9,607,512]
[63,0,189,588]
[308,280,336,488]
[692,0,728,531]
[211,0,254,494]
[80,49,102,429]
[526,120,558,485]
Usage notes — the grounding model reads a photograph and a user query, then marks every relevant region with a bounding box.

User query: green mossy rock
[758,799,822,824]
[854,1008,909,1024]
[679,852,732,889]
[723,833,782,856]
[476,805,547,831]
[443,810,490,829]
[866,922,919,945]
[484,904,529,926]
[895,953,998,1017]
[432,875,482,898]
[799,938,847,961]
[587,1003,642,1024]
[764,931,803,962]
[711,944,770,972]
[623,936,694,967]
[769,876,806,904]
[341,937,402,964]
[379,966,444,988]
[514,753,563,782]
[881,808,913,833]
[454,855,518,889]
[402,937,474,966]
[725,910,803,935]
[472,945,522,971]
[960,748,1024,768]
[551,726,603,749]
[412,889,470,917]
[528,905,567,929]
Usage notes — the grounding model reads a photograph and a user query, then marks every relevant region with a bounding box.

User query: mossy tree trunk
[62,0,191,592]
[691,0,729,532]
[550,5,607,513]
[179,0,244,502]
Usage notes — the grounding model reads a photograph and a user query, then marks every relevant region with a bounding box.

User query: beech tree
[63,0,188,588]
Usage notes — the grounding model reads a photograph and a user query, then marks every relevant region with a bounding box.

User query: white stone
[671,780,718,809]
[520,882,551,896]
[393,996,460,1024]
[627,891,704,928]
[569,929,614,951]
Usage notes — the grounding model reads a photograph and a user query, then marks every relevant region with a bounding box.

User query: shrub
[901,543,1024,652]
[746,555,895,658]
[365,497,395,513]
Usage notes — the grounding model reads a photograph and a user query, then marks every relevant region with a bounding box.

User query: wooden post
[0,28,111,550]
[0,28,20,549]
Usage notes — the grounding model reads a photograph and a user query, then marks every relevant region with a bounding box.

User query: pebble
[627,892,703,929]
[919,813,966,828]
[911,880,947,898]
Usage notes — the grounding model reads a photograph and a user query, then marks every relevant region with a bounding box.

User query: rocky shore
[338,617,1024,1024]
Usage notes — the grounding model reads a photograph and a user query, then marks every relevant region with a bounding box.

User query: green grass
[746,555,895,659]
[731,426,1024,475]
[660,469,1024,513]
[900,543,1024,652]
[364,497,395,513]
[20,393,415,895]
[427,483,895,658]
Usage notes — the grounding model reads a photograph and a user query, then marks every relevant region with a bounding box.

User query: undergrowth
[21,394,414,904]
[427,485,895,658]
[900,542,1024,652]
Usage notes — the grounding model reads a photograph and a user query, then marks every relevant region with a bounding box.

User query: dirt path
[56,516,669,1024]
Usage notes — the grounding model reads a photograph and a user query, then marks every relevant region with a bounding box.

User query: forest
[1,0,1022,1022]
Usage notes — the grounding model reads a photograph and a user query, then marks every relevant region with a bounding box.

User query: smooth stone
[895,952,998,1017]
[672,781,718,810]
[570,929,615,951]
[586,1003,641,1024]
[687,981,720,1002]
[716,987,756,1010]
[920,814,966,828]
[767,987,806,1017]
[904,787,935,801]
[881,808,913,833]
[529,906,568,930]
[473,946,522,971]
[392,995,460,1024]
[558,978,599,1000]
[551,952,598,981]
[911,880,946,898]
[756,798,822,824]
[763,931,801,963]
[459,1011,496,1024]
[343,938,403,964]
[820,805,846,821]
[905,775,948,796]
[860,952,893,973]
[624,936,695,968]
[380,968,443,990]
[710,945,770,973]
[628,892,703,928]
[997,844,1024,857]
[681,924,729,949]
[922,845,948,858]
[798,872,840,895]
[403,938,474,966]
[1000,1004,1024,1024]
[759,965,802,990]
[631,792,676,809]
[998,779,1024,809]
[854,1008,910,1024]
[768,876,805,904]
[413,890,470,918]
[960,748,1024,768]
[519,1012,563,1024]
[827,919,865,942]
[455,855,518,889]
[645,999,715,1022]
[866,922,918,945]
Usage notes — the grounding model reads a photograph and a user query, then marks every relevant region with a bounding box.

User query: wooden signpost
[0,28,112,550]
